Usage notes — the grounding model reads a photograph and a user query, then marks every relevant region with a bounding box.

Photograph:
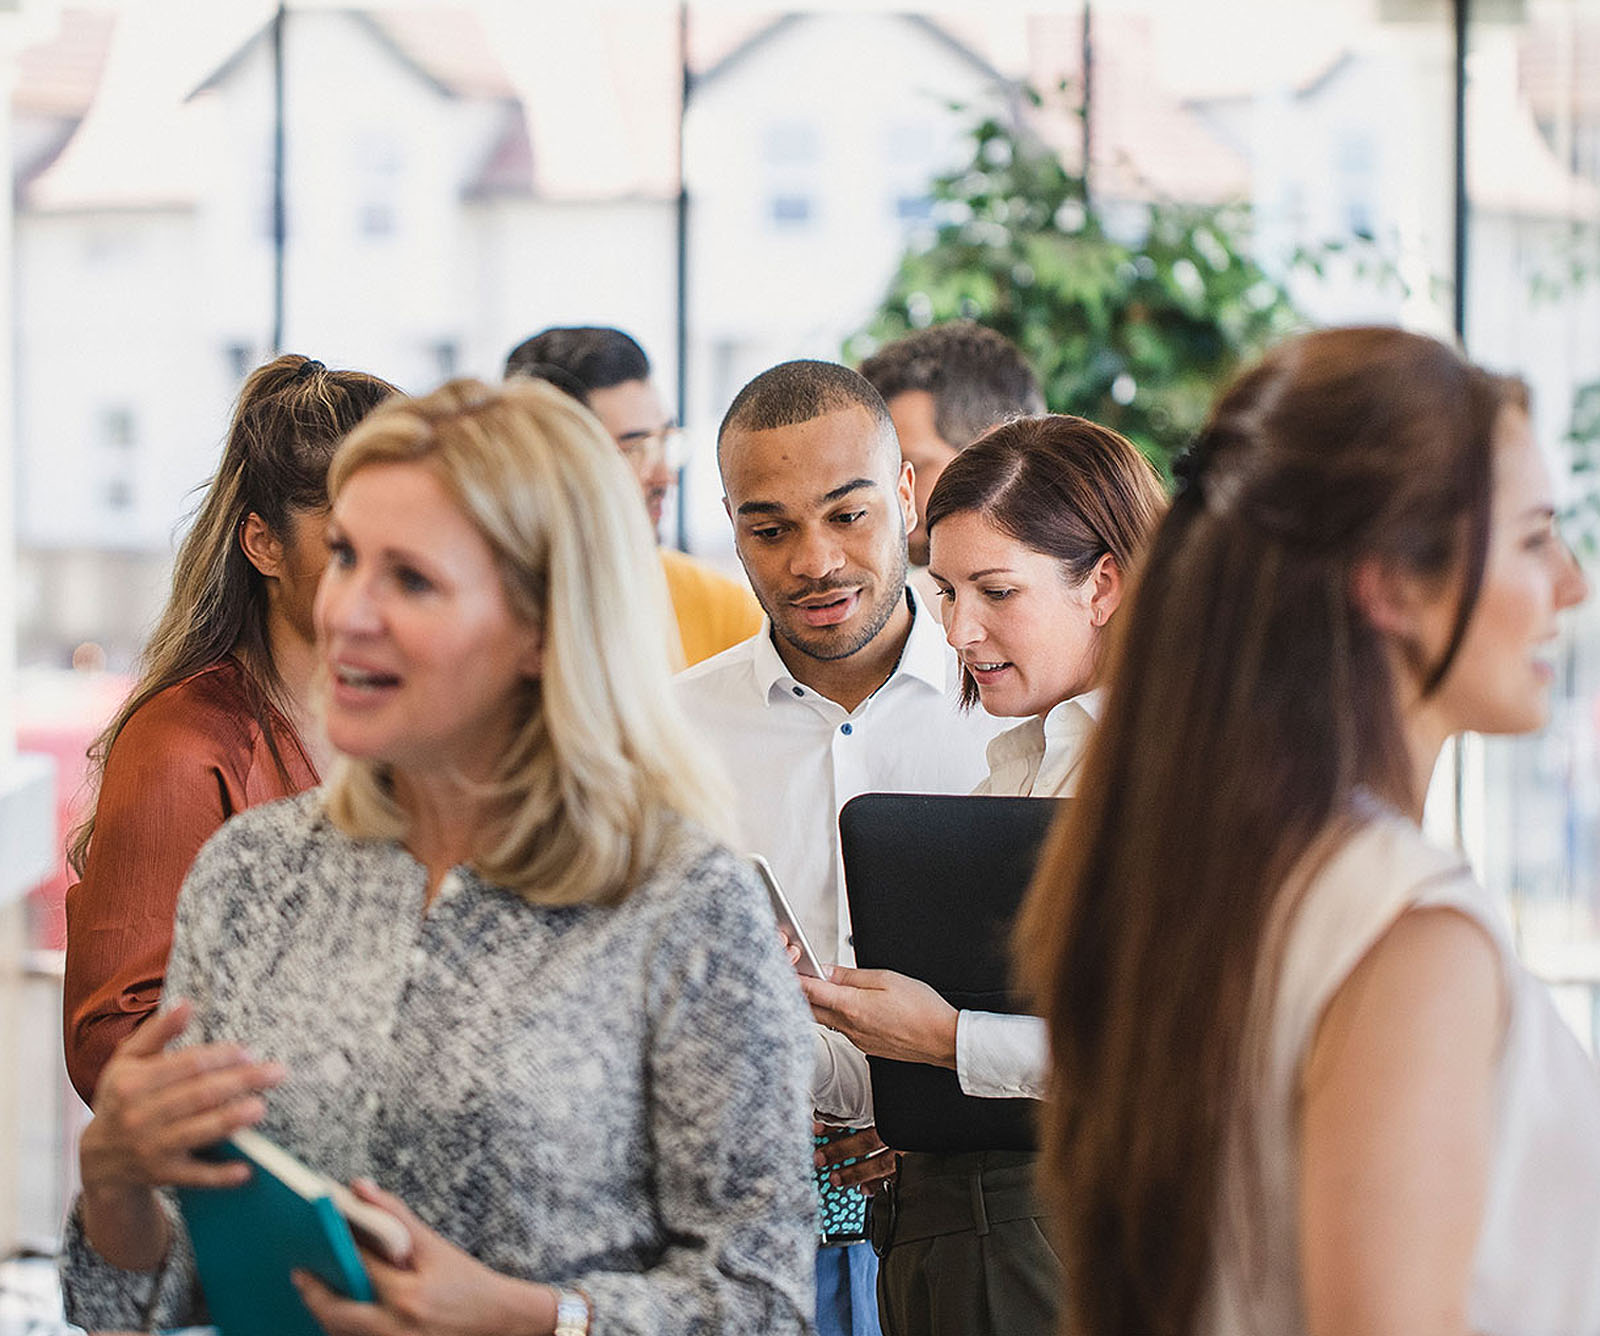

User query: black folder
[837,791,1067,1154]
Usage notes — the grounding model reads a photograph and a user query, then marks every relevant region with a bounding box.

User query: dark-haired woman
[63,355,395,1104]
[803,416,1166,1336]
[1020,327,1600,1336]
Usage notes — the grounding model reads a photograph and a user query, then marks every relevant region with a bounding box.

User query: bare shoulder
[1308,904,1505,1093]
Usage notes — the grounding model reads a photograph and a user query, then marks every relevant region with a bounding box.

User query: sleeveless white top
[1203,807,1600,1336]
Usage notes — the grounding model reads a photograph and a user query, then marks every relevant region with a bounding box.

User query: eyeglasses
[616,425,688,471]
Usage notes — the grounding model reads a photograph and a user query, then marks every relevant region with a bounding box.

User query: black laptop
[837,791,1067,1154]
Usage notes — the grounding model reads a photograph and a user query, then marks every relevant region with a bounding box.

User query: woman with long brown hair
[63,354,395,1104]
[1019,327,1600,1336]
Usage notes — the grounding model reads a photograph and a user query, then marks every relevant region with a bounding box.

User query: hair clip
[1170,442,1207,502]
[292,358,325,382]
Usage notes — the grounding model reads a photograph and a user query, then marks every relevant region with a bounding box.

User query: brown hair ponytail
[1016,327,1521,1336]
[68,355,396,875]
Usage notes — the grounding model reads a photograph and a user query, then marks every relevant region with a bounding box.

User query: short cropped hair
[322,377,732,907]
[718,360,895,461]
[859,321,1044,450]
[504,326,650,393]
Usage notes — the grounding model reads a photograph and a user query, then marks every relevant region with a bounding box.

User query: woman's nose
[944,592,983,648]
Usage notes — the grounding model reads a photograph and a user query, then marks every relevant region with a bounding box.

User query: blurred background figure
[62,354,395,1107]
[506,325,761,666]
[858,322,1044,605]
[1021,327,1600,1336]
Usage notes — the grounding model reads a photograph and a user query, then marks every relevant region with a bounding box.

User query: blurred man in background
[859,322,1043,605]
[507,325,761,666]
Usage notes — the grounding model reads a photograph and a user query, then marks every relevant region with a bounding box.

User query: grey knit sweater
[60,790,816,1334]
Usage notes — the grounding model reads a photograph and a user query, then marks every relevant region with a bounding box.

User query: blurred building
[10,3,1600,668]
[12,5,674,668]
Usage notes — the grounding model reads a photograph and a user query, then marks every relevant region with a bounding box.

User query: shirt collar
[987,690,1101,772]
[1047,687,1104,734]
[750,618,795,701]
[749,585,947,704]
[899,584,953,693]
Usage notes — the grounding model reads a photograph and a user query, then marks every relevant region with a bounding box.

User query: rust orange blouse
[63,658,318,1105]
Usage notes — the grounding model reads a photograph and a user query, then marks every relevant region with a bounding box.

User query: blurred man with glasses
[506,326,761,665]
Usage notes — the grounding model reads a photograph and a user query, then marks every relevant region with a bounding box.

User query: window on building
[763,121,820,166]
[763,120,821,233]
[354,129,405,242]
[99,406,136,449]
[1336,131,1376,238]
[885,120,942,231]
[769,194,813,227]
[894,194,933,223]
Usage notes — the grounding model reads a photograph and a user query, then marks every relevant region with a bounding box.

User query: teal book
[175,1128,410,1336]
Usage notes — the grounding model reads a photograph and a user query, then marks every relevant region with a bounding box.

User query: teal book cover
[175,1132,375,1336]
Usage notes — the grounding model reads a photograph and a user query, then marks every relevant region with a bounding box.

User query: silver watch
[553,1286,591,1336]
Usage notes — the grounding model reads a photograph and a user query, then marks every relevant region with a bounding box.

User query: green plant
[848,109,1307,471]
[1562,378,1600,556]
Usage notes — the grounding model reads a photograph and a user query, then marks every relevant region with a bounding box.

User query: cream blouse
[955,691,1101,1099]
[811,692,1101,1120]
[1204,804,1600,1335]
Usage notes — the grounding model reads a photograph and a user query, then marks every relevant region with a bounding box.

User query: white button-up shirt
[675,589,1003,967]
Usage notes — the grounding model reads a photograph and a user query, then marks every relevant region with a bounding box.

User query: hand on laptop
[800,967,958,1070]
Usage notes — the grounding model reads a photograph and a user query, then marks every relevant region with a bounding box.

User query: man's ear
[1086,552,1124,628]
[239,513,285,580]
[896,458,916,531]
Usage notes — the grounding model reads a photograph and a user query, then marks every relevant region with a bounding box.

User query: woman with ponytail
[64,355,395,1104]
[1019,327,1600,1336]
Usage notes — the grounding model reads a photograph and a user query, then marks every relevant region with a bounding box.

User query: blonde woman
[64,355,395,1104]
[61,379,816,1336]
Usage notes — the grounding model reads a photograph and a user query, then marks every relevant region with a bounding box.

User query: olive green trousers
[873,1149,1061,1336]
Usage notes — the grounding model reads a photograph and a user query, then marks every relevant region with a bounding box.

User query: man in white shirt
[676,359,1002,1336]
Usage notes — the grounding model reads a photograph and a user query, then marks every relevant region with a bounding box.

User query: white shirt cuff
[955,1010,1048,1100]
[810,1024,875,1125]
